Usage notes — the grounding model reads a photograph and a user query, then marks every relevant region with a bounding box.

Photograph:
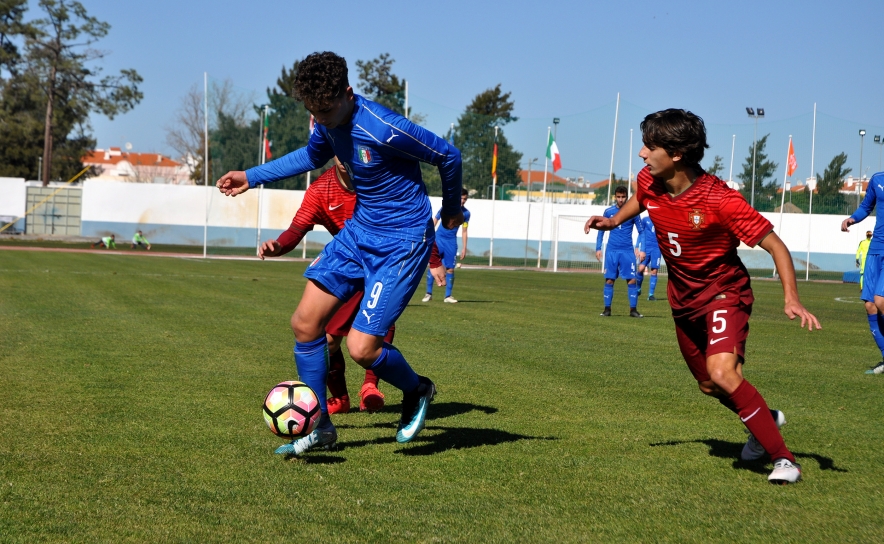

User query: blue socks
[635,273,644,292]
[628,282,639,308]
[294,336,329,414]
[649,275,658,297]
[370,344,420,394]
[868,314,884,358]
[445,273,455,298]
[603,283,614,307]
[425,268,434,294]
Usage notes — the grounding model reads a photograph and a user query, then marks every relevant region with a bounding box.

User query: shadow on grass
[334,401,498,426]
[649,438,848,474]
[396,426,556,456]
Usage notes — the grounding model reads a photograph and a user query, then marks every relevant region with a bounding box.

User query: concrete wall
[0,178,27,232]
[3,178,871,271]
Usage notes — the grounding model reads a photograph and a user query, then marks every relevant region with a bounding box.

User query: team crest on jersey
[358,146,372,164]
[689,209,706,230]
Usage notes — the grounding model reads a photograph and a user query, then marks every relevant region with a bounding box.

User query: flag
[263,112,272,160]
[491,143,498,179]
[786,139,797,177]
[547,132,562,172]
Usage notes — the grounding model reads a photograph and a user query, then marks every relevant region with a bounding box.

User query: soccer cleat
[326,395,350,415]
[768,458,802,484]
[865,361,884,374]
[741,410,787,461]
[648,295,657,301]
[396,377,436,443]
[629,309,644,318]
[421,293,432,302]
[274,425,337,456]
[600,307,612,317]
[359,383,385,413]
[444,296,458,304]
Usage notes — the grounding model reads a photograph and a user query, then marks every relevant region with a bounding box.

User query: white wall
[0,178,26,217]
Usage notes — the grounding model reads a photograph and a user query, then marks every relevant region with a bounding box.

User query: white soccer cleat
[421,293,432,302]
[741,410,786,461]
[865,362,884,374]
[443,296,458,304]
[768,458,802,484]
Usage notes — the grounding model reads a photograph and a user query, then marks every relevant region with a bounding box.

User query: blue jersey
[245,95,462,242]
[435,206,470,240]
[850,171,884,255]
[596,204,643,252]
[637,216,659,253]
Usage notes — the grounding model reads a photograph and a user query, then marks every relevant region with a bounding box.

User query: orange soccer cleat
[359,383,385,413]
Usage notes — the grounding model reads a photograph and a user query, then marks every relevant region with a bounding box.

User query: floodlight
[746,107,754,115]
[859,129,866,136]
[756,108,765,117]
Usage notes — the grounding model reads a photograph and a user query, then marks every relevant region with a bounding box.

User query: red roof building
[82,148,192,184]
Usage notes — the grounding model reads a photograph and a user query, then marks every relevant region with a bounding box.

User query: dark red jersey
[276,168,356,254]
[634,167,774,318]
[275,167,442,267]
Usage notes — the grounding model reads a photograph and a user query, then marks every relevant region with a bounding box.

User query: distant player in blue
[635,213,662,301]
[216,52,463,454]
[423,188,470,304]
[842,171,884,374]
[595,185,644,317]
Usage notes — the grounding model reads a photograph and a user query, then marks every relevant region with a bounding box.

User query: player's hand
[595,250,602,262]
[841,217,855,232]
[258,240,282,260]
[441,211,464,230]
[429,265,446,286]
[216,171,250,197]
[585,216,613,233]
[784,300,822,331]
[638,251,646,261]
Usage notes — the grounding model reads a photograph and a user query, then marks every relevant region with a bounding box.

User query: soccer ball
[262,381,321,438]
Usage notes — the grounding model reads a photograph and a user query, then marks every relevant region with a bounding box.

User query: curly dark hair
[293,51,349,105]
[640,109,709,168]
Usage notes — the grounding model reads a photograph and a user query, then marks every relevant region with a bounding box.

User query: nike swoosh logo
[740,407,761,422]
[329,204,343,211]
[709,337,729,345]
[646,204,659,209]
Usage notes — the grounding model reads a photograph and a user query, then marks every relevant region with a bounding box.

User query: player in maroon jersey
[260,158,446,414]
[584,109,820,484]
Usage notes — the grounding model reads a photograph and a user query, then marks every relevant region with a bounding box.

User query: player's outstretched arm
[258,240,283,260]
[584,195,642,233]
[759,231,821,331]
[216,171,250,197]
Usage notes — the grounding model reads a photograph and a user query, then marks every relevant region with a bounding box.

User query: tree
[20,0,142,185]
[706,154,725,178]
[262,59,315,190]
[452,85,522,199]
[737,134,778,210]
[0,0,30,72]
[810,152,851,214]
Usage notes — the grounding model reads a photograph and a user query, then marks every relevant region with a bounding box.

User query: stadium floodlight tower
[859,129,866,185]
[874,135,883,172]
[746,107,764,209]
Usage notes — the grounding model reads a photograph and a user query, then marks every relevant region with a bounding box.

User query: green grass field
[1,250,881,542]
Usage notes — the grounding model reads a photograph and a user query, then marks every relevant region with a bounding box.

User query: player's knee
[865,301,878,315]
[446,268,454,274]
[697,380,720,396]
[346,340,382,368]
[605,279,614,285]
[290,311,324,342]
[326,334,342,354]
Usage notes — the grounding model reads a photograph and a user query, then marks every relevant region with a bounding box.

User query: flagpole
[489,126,499,267]
[728,134,736,185]
[628,128,634,199]
[203,71,209,259]
[774,135,793,278]
[303,114,315,259]
[256,105,269,255]
[607,92,620,205]
[537,126,551,268]
[805,104,817,281]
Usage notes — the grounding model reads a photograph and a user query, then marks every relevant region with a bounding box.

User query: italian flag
[547,132,562,172]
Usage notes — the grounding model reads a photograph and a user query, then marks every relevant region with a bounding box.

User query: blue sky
[46,0,884,184]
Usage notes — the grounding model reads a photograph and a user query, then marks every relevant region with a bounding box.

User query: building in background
[82,147,192,184]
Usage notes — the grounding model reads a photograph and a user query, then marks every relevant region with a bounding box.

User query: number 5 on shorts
[712,309,727,334]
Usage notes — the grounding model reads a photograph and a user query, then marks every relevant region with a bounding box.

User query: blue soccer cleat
[396,377,436,443]
[275,425,337,455]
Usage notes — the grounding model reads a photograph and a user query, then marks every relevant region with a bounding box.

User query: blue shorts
[641,250,662,270]
[435,235,458,269]
[861,254,884,301]
[604,249,636,280]
[304,221,433,336]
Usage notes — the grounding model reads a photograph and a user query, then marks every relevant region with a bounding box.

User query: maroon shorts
[325,292,395,342]
[673,304,751,382]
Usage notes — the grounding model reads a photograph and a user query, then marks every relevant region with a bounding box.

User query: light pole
[747,107,764,208]
[525,158,538,202]
[874,135,882,172]
[553,117,560,140]
[859,129,866,187]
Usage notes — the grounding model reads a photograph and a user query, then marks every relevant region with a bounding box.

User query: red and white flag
[546,132,562,172]
[787,139,797,177]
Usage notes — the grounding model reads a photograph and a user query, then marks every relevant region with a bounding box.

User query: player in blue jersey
[842,171,884,374]
[635,213,662,301]
[216,52,463,454]
[595,186,644,317]
[423,188,470,303]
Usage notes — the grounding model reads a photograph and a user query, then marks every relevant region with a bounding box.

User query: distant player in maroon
[261,159,445,414]
[585,109,820,485]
